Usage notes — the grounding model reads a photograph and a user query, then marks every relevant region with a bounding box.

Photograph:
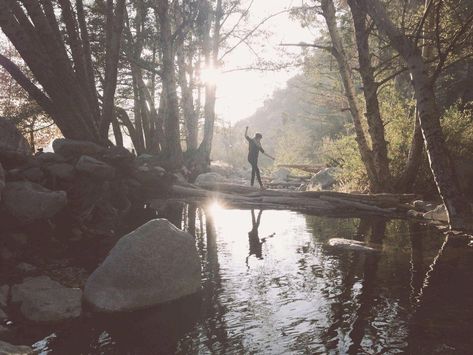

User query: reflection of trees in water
[406,236,473,354]
[179,205,245,354]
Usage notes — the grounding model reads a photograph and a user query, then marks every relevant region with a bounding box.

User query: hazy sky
[215,0,315,124]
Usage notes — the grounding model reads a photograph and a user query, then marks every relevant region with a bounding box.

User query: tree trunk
[361,0,472,229]
[156,0,183,168]
[177,45,199,151]
[198,0,223,164]
[348,0,391,191]
[100,0,126,140]
[398,114,423,192]
[320,0,380,192]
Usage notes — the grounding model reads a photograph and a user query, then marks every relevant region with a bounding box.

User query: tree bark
[348,0,392,191]
[100,0,126,140]
[320,0,380,192]
[361,0,472,229]
[198,0,223,164]
[156,0,183,168]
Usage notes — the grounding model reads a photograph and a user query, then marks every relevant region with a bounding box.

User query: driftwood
[166,182,420,218]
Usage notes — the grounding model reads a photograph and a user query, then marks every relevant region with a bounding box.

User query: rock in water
[52,138,105,158]
[76,155,115,180]
[11,276,82,322]
[327,238,378,252]
[0,340,34,355]
[84,219,201,312]
[0,117,32,167]
[1,181,67,223]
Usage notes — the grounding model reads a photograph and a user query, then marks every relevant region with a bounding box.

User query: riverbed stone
[43,163,75,180]
[423,204,448,222]
[52,138,105,158]
[76,155,115,180]
[327,238,378,252]
[0,340,35,355]
[35,152,66,164]
[413,200,436,212]
[0,117,32,167]
[1,181,67,223]
[11,276,82,322]
[84,218,201,312]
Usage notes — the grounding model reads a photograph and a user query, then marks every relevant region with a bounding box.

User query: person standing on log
[245,126,275,189]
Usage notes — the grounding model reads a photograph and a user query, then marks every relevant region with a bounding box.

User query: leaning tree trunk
[320,0,380,192]
[348,0,392,191]
[156,0,183,168]
[361,0,472,229]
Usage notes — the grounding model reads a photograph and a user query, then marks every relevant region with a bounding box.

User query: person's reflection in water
[246,209,275,268]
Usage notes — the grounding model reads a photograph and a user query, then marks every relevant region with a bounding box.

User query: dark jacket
[246,136,264,164]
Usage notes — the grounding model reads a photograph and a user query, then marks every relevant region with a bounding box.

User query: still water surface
[30,203,473,354]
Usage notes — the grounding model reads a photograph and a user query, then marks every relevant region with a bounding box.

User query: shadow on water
[18,202,473,354]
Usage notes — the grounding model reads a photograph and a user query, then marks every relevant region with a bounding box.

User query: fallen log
[167,183,416,218]
[277,164,325,174]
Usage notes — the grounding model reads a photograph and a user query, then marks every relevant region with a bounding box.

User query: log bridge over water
[167,182,419,218]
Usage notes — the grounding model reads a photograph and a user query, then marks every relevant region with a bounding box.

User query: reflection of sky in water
[27,203,473,354]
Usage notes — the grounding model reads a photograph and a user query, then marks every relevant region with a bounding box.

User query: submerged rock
[423,204,448,223]
[11,276,82,322]
[327,238,378,252]
[84,219,201,312]
[0,117,32,167]
[1,181,67,223]
[76,155,115,180]
[0,340,34,355]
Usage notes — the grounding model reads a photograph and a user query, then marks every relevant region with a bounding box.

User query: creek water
[10,202,473,354]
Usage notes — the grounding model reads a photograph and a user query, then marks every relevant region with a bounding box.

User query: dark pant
[249,161,262,187]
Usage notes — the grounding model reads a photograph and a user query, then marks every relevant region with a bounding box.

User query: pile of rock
[268,168,311,190]
[0,118,173,234]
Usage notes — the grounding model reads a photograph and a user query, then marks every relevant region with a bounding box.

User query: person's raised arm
[245,126,251,141]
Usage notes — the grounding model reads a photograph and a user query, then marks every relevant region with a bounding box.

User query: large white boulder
[0,117,32,167]
[11,276,82,322]
[195,172,225,185]
[1,181,67,223]
[84,219,201,312]
[307,167,338,191]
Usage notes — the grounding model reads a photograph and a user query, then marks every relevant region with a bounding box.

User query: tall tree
[359,0,473,229]
[0,0,126,144]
